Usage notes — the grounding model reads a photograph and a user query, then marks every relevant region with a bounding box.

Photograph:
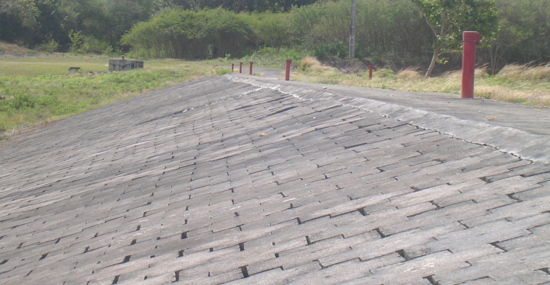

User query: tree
[0,0,36,16]
[411,0,498,77]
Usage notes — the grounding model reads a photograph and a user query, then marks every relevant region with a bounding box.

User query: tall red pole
[239,62,243,74]
[231,63,234,72]
[285,59,291,81]
[462,31,480,99]
[368,65,373,79]
[249,62,253,75]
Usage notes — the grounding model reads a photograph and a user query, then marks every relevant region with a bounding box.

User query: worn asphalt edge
[226,75,550,164]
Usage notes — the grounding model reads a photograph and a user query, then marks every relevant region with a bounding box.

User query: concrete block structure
[109,57,144,71]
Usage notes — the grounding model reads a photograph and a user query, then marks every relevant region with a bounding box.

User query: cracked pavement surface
[1,74,550,284]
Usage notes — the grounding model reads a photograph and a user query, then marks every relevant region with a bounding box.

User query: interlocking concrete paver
[2,74,550,284]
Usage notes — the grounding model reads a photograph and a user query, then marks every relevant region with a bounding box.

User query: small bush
[10,94,36,109]
[69,30,114,55]
[36,40,59,53]
[299,56,321,71]
[68,30,83,53]
[122,9,255,59]
[281,48,305,63]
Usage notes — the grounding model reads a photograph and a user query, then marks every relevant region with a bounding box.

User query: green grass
[0,56,225,140]
[0,57,109,76]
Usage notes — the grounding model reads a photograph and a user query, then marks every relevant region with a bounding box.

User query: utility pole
[350,0,356,59]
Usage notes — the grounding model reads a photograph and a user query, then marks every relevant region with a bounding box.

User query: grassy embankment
[0,48,230,141]
[228,50,550,106]
[1,41,549,142]
[294,57,550,106]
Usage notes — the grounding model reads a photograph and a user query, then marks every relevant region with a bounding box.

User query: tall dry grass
[497,63,550,81]
[294,60,550,106]
[299,56,321,71]
[397,69,422,80]
[474,86,543,104]
[299,56,336,74]
[442,67,488,79]
[473,63,550,104]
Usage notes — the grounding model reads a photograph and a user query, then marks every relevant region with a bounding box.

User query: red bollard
[231,63,234,72]
[239,62,243,74]
[285,59,291,81]
[462,31,480,98]
[249,62,253,75]
[368,65,373,79]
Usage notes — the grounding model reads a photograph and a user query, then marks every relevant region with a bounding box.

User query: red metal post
[462,31,480,98]
[239,62,243,74]
[368,65,373,79]
[285,59,291,81]
[249,62,253,75]
[231,63,234,72]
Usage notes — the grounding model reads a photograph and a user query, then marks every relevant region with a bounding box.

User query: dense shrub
[247,12,294,49]
[69,31,114,55]
[2,0,543,70]
[311,39,348,59]
[122,9,255,59]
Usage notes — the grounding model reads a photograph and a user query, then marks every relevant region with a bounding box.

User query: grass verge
[291,61,550,106]
[2,50,549,142]
[0,56,225,141]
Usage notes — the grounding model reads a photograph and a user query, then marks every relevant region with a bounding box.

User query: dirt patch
[0,41,38,57]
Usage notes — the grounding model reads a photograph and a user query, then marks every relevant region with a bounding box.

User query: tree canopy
[411,0,499,77]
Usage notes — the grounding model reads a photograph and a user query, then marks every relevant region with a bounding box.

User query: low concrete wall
[109,59,144,72]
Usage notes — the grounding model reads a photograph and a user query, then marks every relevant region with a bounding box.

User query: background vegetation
[293,58,550,107]
[1,0,549,73]
[120,9,256,59]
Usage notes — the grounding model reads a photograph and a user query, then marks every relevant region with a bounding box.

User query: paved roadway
[1,73,550,284]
